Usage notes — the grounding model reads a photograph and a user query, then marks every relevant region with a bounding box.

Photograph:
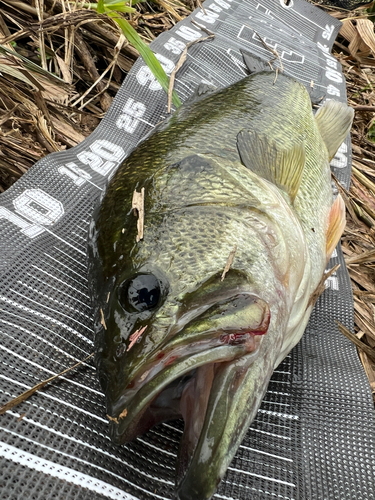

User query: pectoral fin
[237,130,305,203]
[326,194,346,260]
[315,100,354,161]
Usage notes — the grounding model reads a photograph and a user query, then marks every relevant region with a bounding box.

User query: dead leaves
[340,152,375,401]
[341,19,371,58]
[340,17,375,64]
[0,0,198,191]
[318,13,375,401]
[336,321,375,363]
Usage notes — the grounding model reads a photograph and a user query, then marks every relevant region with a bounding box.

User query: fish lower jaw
[106,334,264,445]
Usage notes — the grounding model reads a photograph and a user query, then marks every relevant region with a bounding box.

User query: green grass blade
[103,0,142,4]
[104,3,136,11]
[107,12,181,108]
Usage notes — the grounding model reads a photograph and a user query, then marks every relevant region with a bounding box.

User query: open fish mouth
[106,292,270,445]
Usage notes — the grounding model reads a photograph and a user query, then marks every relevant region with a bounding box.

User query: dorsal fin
[241,50,271,74]
[237,130,305,203]
[315,100,354,161]
[184,82,217,105]
[326,194,346,261]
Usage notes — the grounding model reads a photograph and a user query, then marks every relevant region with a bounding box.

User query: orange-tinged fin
[326,194,346,260]
[315,100,354,161]
[237,130,305,203]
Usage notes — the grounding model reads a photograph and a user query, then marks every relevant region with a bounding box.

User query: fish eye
[119,274,161,313]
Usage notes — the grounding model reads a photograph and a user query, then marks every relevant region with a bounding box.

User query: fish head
[88,153,295,499]
[92,231,272,438]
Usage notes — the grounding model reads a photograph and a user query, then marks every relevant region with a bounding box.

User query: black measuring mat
[0,1,374,499]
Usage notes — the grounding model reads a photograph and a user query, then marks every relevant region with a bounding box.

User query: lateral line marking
[44,253,88,282]
[250,427,291,440]
[26,272,90,308]
[0,315,90,356]
[258,409,299,420]
[2,428,174,488]
[0,389,108,440]
[53,246,87,269]
[7,412,175,476]
[136,438,177,458]
[16,281,90,319]
[71,231,87,242]
[36,259,89,290]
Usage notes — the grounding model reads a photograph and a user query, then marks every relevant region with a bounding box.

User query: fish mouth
[106,292,270,446]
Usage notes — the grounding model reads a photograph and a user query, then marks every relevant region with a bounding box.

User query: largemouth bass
[88,70,353,500]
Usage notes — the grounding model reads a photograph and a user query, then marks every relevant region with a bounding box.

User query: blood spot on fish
[219,332,258,352]
[157,352,165,359]
[220,333,242,345]
[220,333,251,345]
[164,355,178,366]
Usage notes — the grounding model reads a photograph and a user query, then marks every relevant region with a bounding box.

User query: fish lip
[108,338,262,445]
[106,292,270,444]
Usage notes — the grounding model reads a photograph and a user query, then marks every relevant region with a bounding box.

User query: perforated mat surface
[0,1,375,499]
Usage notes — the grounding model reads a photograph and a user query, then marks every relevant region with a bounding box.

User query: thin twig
[127,325,147,351]
[221,245,237,281]
[354,105,375,111]
[196,0,207,15]
[336,321,375,362]
[73,30,112,111]
[71,34,126,109]
[167,34,214,112]
[248,25,284,74]
[308,264,340,308]
[0,353,94,415]
[332,172,360,225]
[132,187,145,242]
[107,407,128,424]
[100,308,107,330]
[190,19,215,36]
[35,0,48,70]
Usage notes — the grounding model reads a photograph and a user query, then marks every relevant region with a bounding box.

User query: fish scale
[88,70,353,500]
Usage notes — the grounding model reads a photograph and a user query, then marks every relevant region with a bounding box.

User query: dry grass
[0,0,195,190]
[0,0,374,402]
[329,7,375,401]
